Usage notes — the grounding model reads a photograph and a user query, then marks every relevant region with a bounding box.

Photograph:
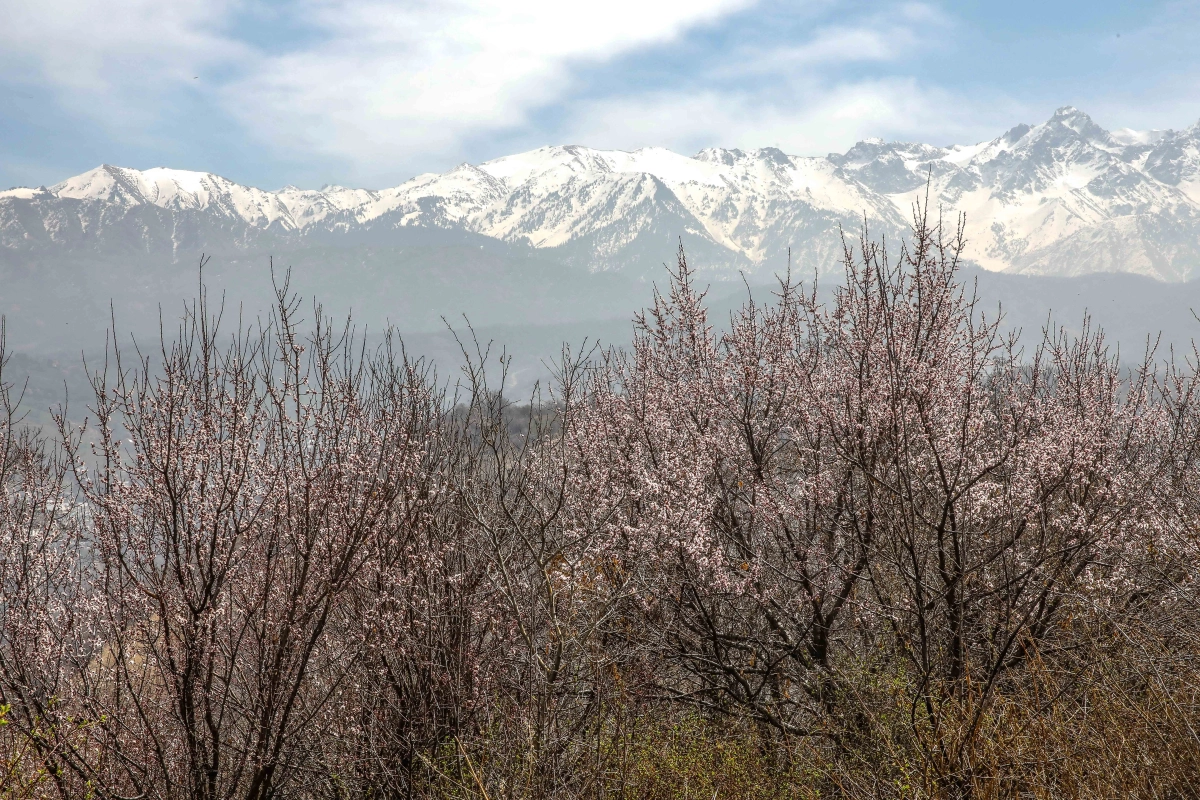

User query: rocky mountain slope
[8,106,1200,282]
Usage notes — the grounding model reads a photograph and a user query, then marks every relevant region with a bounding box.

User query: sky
[2,0,1199,191]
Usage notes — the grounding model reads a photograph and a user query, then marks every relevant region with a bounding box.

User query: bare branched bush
[1,204,1199,799]
[560,201,1200,797]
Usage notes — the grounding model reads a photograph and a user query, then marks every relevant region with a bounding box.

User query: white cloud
[558,78,1023,157]
[554,6,1022,157]
[221,0,754,175]
[0,0,245,128]
[711,3,947,78]
[1,0,753,175]
[0,0,1036,184]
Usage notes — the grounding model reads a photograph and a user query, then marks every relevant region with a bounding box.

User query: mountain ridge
[6,107,1200,281]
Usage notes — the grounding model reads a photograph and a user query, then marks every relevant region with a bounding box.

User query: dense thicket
[2,206,1199,799]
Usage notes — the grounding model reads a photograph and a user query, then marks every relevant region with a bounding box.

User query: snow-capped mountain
[6,106,1200,281]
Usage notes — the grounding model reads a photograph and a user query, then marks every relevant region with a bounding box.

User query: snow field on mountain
[9,107,1200,280]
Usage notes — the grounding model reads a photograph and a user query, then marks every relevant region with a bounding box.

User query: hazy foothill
[5,25,1200,796]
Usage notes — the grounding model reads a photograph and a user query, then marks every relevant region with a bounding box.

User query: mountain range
[5,105,1200,405]
[6,106,1200,284]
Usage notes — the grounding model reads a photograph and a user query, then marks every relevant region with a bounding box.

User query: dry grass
[402,650,1200,800]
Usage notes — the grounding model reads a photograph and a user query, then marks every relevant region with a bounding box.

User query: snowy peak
[829,139,956,194]
[1045,106,1112,142]
[51,165,149,206]
[480,145,618,188]
[881,107,1200,279]
[50,165,297,228]
[996,107,1120,162]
